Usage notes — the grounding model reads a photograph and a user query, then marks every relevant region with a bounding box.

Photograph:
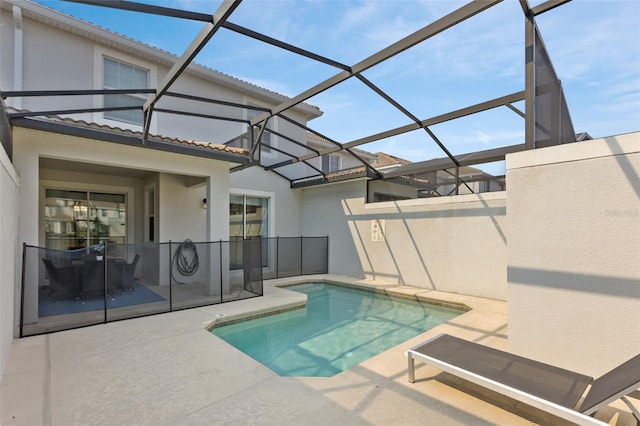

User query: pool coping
[279,278,473,312]
[206,274,473,330]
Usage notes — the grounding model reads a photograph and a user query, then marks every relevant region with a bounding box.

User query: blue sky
[37,0,640,166]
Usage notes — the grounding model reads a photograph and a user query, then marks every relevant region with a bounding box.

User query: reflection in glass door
[44,189,126,252]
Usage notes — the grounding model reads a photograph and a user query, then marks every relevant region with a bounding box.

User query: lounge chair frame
[407,333,640,426]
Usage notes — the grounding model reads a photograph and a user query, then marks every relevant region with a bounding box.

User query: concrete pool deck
[1,275,636,425]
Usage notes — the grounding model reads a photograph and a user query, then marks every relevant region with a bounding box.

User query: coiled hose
[171,239,199,285]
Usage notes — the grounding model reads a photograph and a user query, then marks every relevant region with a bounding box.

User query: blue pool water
[211,283,461,377]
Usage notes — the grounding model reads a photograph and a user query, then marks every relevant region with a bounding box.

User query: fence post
[103,243,108,323]
[276,236,280,278]
[219,239,223,304]
[300,236,303,276]
[19,243,27,338]
[168,241,173,311]
[325,236,329,274]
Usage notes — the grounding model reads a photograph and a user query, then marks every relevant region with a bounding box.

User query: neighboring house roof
[305,132,377,162]
[305,132,499,180]
[294,165,377,188]
[365,148,504,193]
[1,0,322,120]
[369,152,411,169]
[305,132,341,152]
[575,132,593,142]
[8,107,251,164]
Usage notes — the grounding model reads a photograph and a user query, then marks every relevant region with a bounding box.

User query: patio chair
[120,254,140,292]
[42,258,79,300]
[406,333,640,425]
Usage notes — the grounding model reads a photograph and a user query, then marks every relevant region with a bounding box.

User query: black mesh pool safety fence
[261,236,329,280]
[20,236,328,337]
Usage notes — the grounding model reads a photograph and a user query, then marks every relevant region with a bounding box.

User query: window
[145,185,155,242]
[103,57,149,125]
[230,195,268,240]
[322,153,341,172]
[247,104,274,155]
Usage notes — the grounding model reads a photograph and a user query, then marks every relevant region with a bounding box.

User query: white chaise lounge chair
[407,334,640,426]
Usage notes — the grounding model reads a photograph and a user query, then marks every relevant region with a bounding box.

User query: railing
[20,236,328,337]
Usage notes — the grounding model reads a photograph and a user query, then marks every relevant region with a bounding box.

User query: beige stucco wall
[302,180,508,299]
[230,167,303,237]
[13,127,230,244]
[0,140,19,378]
[506,132,640,376]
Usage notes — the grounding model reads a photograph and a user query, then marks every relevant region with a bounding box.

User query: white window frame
[322,153,341,172]
[144,182,156,243]
[229,188,275,274]
[93,46,158,133]
[243,98,277,159]
[229,188,275,238]
[40,179,135,249]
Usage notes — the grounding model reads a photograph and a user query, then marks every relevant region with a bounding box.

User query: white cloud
[476,130,491,145]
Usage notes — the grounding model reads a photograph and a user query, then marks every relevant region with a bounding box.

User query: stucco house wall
[14,13,94,118]
[0,138,19,378]
[2,4,317,137]
[506,132,640,376]
[302,180,508,300]
[230,167,303,237]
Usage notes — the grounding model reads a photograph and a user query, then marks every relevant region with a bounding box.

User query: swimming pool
[211,283,462,377]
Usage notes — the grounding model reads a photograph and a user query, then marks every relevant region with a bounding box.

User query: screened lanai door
[44,189,126,252]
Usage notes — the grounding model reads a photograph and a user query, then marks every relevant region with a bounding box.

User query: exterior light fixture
[202,198,207,209]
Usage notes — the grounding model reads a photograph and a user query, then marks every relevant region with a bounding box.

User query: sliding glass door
[44,189,126,252]
[229,195,268,269]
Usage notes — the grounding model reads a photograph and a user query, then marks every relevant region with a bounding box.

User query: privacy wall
[0,143,19,377]
[507,132,640,376]
[301,181,507,300]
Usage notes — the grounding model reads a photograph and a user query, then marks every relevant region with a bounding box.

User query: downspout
[12,5,23,110]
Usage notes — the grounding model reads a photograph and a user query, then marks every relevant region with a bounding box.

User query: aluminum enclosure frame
[1,0,578,191]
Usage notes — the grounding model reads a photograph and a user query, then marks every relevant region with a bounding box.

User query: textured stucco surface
[302,182,507,300]
[506,133,640,376]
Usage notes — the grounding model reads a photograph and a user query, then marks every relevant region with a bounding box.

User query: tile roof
[306,133,377,160]
[370,152,412,168]
[8,108,250,160]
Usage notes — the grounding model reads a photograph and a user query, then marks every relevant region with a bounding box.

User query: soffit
[40,157,152,178]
